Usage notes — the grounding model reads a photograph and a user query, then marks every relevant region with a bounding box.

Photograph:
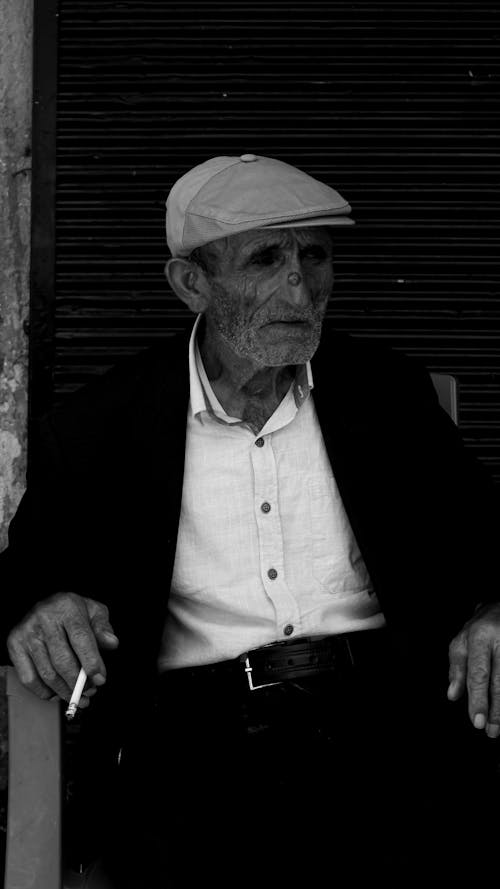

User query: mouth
[262,320,309,328]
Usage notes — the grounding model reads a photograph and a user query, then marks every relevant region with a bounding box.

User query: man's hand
[448,602,500,738]
[7,592,119,708]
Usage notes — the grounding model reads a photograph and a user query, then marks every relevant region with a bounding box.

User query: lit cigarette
[65,667,87,720]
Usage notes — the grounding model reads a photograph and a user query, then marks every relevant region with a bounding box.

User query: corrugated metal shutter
[50,0,500,482]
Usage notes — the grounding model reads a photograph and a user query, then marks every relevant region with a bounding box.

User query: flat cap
[166,154,354,257]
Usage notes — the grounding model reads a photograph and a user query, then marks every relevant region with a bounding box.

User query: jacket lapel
[310,329,399,614]
[145,330,191,551]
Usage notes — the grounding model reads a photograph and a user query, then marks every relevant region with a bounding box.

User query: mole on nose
[288,272,301,286]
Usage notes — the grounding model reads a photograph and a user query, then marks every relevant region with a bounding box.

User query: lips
[263,319,308,326]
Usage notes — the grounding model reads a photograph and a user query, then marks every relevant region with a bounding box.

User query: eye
[249,246,281,267]
[300,246,328,263]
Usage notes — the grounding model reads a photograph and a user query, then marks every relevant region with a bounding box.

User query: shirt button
[284,624,294,637]
[255,437,264,447]
[261,502,271,513]
[267,568,278,580]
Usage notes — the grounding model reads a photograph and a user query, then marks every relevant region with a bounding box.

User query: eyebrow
[240,241,284,266]
[243,240,331,264]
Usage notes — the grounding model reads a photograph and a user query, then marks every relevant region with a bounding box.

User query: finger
[448,634,468,700]
[486,644,500,739]
[61,612,108,684]
[466,631,491,729]
[44,623,83,692]
[76,695,90,709]
[28,635,73,701]
[8,639,55,700]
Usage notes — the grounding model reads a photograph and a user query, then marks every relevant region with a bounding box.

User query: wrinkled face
[200,226,335,367]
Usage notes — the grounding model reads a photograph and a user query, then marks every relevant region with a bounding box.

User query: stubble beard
[208,283,327,369]
[246,318,324,366]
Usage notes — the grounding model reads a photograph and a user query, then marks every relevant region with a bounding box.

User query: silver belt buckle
[244,656,282,691]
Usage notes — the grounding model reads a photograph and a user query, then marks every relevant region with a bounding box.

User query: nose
[284,264,312,308]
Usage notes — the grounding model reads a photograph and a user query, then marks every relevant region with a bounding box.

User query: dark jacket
[1,325,498,720]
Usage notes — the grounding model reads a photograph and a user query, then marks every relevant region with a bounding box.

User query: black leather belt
[241,633,356,689]
[159,628,388,693]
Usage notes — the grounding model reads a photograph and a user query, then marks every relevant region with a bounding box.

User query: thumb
[85,601,120,648]
[94,621,120,648]
[447,632,467,701]
[96,628,120,649]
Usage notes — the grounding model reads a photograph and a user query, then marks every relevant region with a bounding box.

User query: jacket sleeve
[0,347,157,664]
[395,351,500,617]
[326,334,500,639]
[0,412,79,662]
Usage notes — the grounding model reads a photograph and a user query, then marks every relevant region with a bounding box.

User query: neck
[198,320,295,433]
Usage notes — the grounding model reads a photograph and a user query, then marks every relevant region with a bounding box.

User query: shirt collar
[188,313,314,422]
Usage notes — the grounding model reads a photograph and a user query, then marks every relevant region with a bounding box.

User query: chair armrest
[4,665,62,889]
[430,372,458,424]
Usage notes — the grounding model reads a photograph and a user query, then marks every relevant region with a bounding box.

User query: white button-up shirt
[157,316,385,671]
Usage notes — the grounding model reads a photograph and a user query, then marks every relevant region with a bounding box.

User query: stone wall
[0,0,33,862]
[0,0,33,554]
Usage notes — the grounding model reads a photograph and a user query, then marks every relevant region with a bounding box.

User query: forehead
[230,226,332,255]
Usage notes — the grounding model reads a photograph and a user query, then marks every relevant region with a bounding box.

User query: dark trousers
[95,634,497,888]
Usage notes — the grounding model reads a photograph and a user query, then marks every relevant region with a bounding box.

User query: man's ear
[165,258,210,314]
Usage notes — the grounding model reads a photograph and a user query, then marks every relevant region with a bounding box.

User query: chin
[254,338,320,367]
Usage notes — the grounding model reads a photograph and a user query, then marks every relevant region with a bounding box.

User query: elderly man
[3,154,500,886]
